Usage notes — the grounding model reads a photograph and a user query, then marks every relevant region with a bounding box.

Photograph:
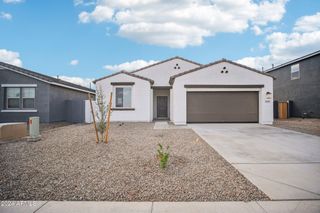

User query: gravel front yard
[0,123,268,201]
[40,122,72,132]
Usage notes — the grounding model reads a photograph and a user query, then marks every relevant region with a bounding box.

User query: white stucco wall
[171,62,274,125]
[95,73,152,122]
[134,58,199,86]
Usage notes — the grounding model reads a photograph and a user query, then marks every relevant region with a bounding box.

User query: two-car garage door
[187,91,259,123]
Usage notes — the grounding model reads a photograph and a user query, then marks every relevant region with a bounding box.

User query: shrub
[157,143,170,169]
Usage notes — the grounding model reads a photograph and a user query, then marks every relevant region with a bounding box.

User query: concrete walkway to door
[189,124,320,201]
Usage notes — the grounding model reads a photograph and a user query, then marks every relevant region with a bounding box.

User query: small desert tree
[96,87,108,142]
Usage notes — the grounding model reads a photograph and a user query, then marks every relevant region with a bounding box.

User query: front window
[291,64,300,80]
[115,87,132,108]
[5,87,36,109]
[22,88,35,108]
[7,88,20,109]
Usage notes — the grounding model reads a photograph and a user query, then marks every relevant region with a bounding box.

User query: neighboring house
[94,56,274,125]
[266,50,320,118]
[0,62,95,123]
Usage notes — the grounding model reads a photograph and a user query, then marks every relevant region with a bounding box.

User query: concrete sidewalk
[1,200,320,213]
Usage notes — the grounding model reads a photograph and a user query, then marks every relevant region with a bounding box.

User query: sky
[0,0,319,88]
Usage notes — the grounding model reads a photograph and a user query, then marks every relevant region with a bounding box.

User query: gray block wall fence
[49,85,88,122]
[66,100,86,123]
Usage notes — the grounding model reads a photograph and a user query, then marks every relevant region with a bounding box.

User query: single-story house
[266,50,320,118]
[94,56,274,125]
[0,62,95,123]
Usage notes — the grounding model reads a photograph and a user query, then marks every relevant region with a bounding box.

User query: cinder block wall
[270,54,320,118]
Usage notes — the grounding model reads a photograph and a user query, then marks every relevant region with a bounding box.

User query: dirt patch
[273,118,320,136]
[0,123,269,201]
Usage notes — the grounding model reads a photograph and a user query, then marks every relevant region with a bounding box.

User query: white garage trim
[186,88,262,92]
[185,88,263,123]
[186,91,259,123]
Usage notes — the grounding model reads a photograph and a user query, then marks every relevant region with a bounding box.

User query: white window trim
[186,88,261,92]
[4,86,37,110]
[113,85,134,109]
[1,109,37,112]
[1,84,37,87]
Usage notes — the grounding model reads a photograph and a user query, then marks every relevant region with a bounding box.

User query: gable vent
[221,66,229,74]
[174,63,181,69]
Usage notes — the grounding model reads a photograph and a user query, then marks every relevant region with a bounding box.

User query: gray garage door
[187,91,259,123]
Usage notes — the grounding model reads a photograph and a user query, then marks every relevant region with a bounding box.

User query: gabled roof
[169,58,275,85]
[0,61,95,94]
[265,50,320,72]
[131,56,201,74]
[93,70,154,84]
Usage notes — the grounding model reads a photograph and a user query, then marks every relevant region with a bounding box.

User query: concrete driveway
[189,124,320,200]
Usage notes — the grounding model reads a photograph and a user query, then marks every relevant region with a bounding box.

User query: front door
[157,96,168,118]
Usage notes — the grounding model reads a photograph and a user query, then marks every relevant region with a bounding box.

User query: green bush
[157,143,170,169]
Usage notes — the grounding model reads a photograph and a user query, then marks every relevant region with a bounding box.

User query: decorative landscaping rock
[0,123,269,201]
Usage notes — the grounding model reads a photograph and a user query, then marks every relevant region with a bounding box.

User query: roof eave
[265,50,320,72]
[169,58,275,85]
[0,62,95,94]
[93,70,154,85]
[131,56,201,74]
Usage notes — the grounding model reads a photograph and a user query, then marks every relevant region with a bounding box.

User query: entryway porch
[152,87,170,121]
